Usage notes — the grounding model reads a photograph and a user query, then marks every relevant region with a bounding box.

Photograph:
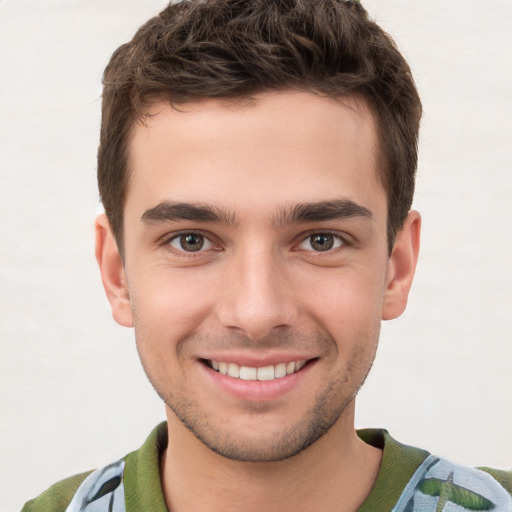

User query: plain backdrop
[1,1,511,510]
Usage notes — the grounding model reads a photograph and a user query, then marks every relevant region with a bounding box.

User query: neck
[160,403,382,512]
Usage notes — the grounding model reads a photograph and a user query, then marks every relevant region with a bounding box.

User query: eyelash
[160,230,350,256]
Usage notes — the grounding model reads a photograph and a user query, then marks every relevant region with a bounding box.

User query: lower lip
[200,361,316,402]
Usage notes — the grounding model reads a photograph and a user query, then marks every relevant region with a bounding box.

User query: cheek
[300,270,385,368]
[304,267,386,324]
[128,267,217,342]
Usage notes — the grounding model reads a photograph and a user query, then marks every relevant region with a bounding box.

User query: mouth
[204,359,311,382]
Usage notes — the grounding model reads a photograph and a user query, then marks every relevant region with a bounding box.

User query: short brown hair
[98,0,421,254]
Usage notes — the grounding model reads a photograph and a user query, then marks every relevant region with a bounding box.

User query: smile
[208,360,308,381]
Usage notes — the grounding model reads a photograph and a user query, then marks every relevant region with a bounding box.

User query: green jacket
[21,423,512,512]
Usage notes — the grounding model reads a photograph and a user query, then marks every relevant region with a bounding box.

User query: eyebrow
[275,199,373,227]
[141,198,372,227]
[141,201,237,226]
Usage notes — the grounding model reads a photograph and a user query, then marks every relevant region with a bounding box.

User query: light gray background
[1,1,511,510]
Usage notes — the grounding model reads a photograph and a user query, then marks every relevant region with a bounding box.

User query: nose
[215,245,299,340]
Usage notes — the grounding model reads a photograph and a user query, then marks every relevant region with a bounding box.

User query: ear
[95,214,133,327]
[381,210,421,321]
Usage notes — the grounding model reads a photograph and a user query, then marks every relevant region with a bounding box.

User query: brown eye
[169,233,212,252]
[297,233,344,252]
[310,234,334,251]
[181,234,204,251]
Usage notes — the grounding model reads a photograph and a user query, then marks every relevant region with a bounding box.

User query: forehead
[126,91,384,221]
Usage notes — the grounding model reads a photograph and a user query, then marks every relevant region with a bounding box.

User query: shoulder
[20,459,126,512]
[393,454,512,511]
[358,429,512,512]
[20,471,93,512]
[18,423,168,512]
[478,466,512,494]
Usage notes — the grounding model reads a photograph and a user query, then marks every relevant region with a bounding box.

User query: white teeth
[296,360,306,370]
[274,363,287,379]
[227,363,240,378]
[240,366,257,380]
[210,359,308,381]
[257,365,275,381]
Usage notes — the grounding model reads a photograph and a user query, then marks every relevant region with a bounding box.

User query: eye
[297,233,344,252]
[168,233,214,253]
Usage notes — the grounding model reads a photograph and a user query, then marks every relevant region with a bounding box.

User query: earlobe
[381,210,421,321]
[94,214,133,327]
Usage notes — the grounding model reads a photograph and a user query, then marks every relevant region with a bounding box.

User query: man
[21,0,511,511]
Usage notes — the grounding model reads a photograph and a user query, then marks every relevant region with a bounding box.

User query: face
[97,91,419,462]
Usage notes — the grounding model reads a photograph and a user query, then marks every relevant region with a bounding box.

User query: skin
[96,91,420,512]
